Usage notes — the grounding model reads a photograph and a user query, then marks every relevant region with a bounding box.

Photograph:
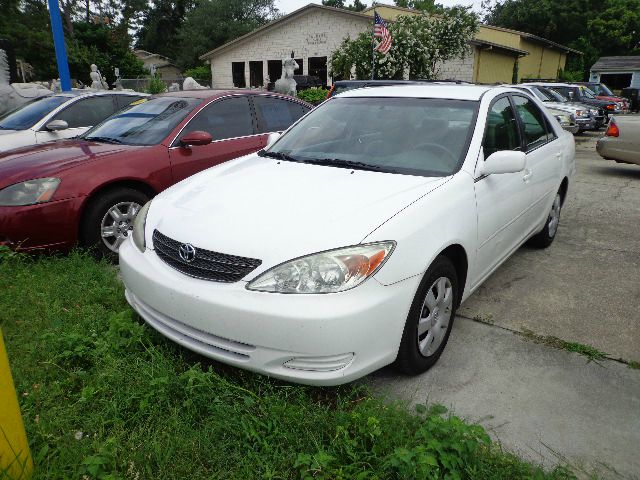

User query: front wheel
[396,256,458,375]
[80,188,150,259]
[529,191,562,248]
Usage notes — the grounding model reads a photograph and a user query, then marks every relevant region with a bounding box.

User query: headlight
[132,201,151,252]
[575,110,584,116]
[0,178,60,206]
[247,242,395,294]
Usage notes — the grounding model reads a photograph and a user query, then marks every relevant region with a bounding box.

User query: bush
[184,65,212,85]
[147,75,167,94]
[297,87,329,104]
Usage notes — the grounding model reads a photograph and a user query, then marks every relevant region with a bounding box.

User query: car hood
[597,95,624,103]
[148,154,448,272]
[0,129,21,136]
[0,139,143,188]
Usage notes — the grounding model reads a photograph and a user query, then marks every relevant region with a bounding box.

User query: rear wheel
[81,188,149,259]
[529,191,561,249]
[396,256,458,375]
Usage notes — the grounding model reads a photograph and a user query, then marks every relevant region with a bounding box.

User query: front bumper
[575,117,596,131]
[119,239,420,385]
[0,196,84,251]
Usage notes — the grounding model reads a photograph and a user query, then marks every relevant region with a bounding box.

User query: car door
[169,95,260,182]
[472,95,534,284]
[35,95,118,143]
[511,94,562,229]
[251,95,311,147]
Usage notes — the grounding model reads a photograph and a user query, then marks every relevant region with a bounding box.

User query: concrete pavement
[458,132,640,362]
[369,317,640,479]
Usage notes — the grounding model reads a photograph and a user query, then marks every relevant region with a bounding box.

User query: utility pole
[47,0,72,91]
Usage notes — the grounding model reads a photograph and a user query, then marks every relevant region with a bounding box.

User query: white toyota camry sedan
[120,85,575,385]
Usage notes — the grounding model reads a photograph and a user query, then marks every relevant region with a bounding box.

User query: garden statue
[51,78,61,92]
[90,64,105,89]
[168,82,180,92]
[183,77,206,90]
[0,48,52,116]
[274,52,298,97]
[113,67,123,90]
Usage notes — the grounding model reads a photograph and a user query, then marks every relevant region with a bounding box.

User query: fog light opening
[283,353,354,372]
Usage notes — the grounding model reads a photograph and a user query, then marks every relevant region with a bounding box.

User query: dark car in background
[575,82,629,113]
[530,83,616,122]
[0,90,312,256]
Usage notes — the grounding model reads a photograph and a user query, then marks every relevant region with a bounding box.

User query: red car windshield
[83,97,200,146]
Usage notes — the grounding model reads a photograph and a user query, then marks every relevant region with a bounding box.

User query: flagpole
[371,9,376,80]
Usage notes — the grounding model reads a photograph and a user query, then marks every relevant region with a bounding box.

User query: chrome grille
[152,230,262,282]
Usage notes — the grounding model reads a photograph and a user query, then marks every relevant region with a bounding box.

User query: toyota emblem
[178,243,196,263]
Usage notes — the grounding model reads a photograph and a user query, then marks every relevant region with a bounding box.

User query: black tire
[80,187,149,260]
[396,256,459,375]
[529,190,562,249]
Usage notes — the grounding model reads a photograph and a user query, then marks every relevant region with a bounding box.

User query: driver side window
[484,97,521,158]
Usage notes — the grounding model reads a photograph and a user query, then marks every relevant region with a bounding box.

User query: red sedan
[0,90,312,256]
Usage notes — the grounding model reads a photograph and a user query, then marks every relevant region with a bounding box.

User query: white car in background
[120,85,575,385]
[0,90,147,152]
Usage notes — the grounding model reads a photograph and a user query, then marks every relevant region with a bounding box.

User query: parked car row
[0,90,313,256]
[1,82,577,385]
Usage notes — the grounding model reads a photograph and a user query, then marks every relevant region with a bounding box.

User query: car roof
[337,84,507,101]
[157,89,260,100]
[521,82,577,88]
[53,89,148,99]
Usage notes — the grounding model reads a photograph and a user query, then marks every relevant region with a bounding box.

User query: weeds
[522,330,607,362]
[0,252,577,479]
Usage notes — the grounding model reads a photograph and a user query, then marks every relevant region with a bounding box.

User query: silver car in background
[596,115,640,166]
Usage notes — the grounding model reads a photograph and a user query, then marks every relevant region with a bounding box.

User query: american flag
[373,12,392,54]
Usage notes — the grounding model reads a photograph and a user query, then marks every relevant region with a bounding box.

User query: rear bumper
[0,197,84,251]
[596,138,640,165]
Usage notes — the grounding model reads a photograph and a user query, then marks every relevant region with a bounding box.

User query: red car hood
[0,139,143,188]
[597,95,626,104]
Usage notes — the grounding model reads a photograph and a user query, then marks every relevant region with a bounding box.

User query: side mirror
[45,119,69,131]
[266,132,281,148]
[481,150,526,175]
[180,130,213,147]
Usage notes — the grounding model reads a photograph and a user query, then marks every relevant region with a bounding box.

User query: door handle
[522,168,532,182]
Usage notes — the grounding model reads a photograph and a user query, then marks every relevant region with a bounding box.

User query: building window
[294,58,303,75]
[232,62,246,88]
[249,61,263,87]
[267,60,282,82]
[308,56,328,86]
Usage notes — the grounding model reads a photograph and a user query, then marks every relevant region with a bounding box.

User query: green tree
[482,0,640,79]
[331,8,478,80]
[136,0,195,61]
[323,0,367,11]
[174,0,278,69]
[394,0,446,13]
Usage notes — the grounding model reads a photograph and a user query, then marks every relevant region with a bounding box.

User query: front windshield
[580,87,596,99]
[597,83,614,96]
[266,97,479,177]
[0,95,67,130]
[529,87,554,102]
[82,97,200,146]
[540,87,566,102]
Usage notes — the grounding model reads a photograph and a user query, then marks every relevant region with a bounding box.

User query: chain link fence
[120,77,211,93]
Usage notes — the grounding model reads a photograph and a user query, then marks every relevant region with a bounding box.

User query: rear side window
[115,95,146,109]
[52,95,117,128]
[484,97,521,158]
[253,96,310,133]
[512,95,553,150]
[177,96,253,142]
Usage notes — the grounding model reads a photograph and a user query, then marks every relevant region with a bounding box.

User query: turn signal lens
[606,121,619,137]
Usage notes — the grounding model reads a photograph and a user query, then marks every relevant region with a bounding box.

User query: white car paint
[0,91,147,152]
[119,84,575,385]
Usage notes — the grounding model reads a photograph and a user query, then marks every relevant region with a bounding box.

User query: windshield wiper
[301,158,385,172]
[258,150,299,162]
[84,136,123,144]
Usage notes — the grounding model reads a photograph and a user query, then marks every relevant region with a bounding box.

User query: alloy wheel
[417,276,453,357]
[100,201,141,252]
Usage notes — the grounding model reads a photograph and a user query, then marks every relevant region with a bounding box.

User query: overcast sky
[274,0,484,14]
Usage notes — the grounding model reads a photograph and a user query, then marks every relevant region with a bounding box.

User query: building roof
[199,4,371,60]
[470,39,528,57]
[591,56,640,72]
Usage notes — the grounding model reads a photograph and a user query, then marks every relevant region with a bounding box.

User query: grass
[521,329,607,362]
[0,249,578,479]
